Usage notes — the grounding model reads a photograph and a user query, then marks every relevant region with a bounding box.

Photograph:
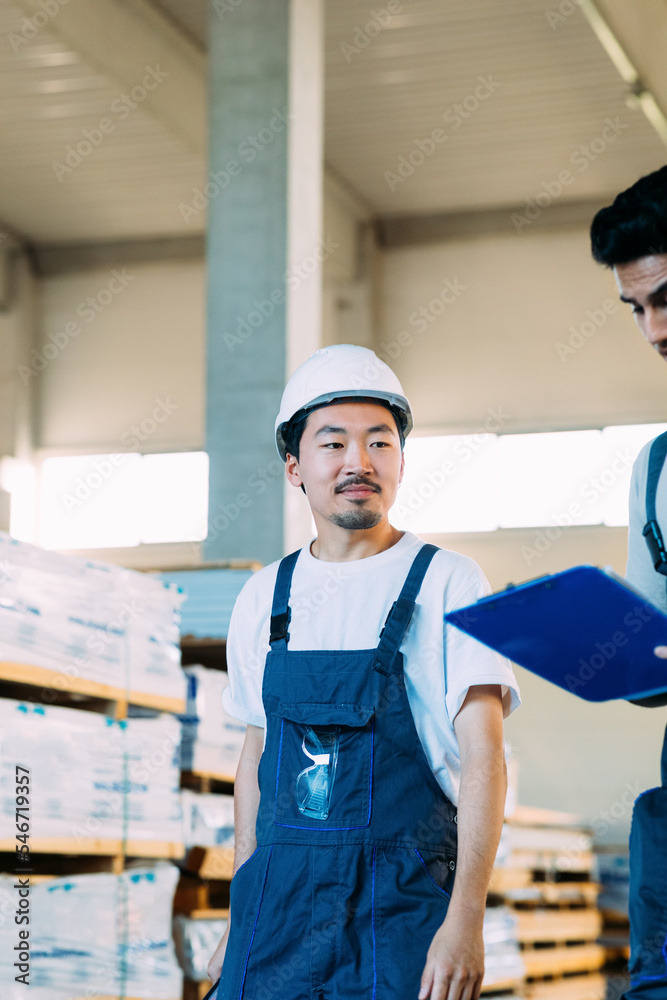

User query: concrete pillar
[204,0,324,565]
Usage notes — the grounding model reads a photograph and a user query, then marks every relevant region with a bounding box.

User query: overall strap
[372,543,440,676]
[662,723,667,788]
[268,549,301,649]
[642,430,667,576]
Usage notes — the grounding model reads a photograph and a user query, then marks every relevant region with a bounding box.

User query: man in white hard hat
[208,344,521,1000]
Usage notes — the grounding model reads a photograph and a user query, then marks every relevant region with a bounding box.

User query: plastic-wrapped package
[0,864,183,999]
[173,914,228,981]
[181,790,234,848]
[482,906,525,986]
[594,850,630,917]
[0,531,186,701]
[0,698,184,845]
[179,667,245,778]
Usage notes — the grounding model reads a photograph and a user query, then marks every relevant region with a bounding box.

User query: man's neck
[309,522,405,562]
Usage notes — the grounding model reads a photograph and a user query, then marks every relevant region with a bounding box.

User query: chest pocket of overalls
[273,702,375,830]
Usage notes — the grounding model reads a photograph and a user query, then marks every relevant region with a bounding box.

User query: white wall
[36,259,206,452]
[378,225,666,434]
[378,226,667,841]
[0,250,37,456]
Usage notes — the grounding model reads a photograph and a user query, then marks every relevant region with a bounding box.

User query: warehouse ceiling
[0,0,665,245]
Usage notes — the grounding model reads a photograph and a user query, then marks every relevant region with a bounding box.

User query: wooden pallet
[0,660,185,715]
[522,943,606,978]
[181,769,235,793]
[0,836,185,876]
[505,883,600,907]
[507,806,591,829]
[524,971,607,1000]
[183,845,235,880]
[490,867,597,894]
[516,908,602,945]
[184,981,218,1000]
[480,979,524,995]
[174,871,231,915]
[186,907,229,920]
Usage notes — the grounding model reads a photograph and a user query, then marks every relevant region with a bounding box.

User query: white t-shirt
[223,530,521,805]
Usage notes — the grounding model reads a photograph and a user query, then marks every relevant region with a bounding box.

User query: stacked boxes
[180,666,246,778]
[0,698,183,844]
[0,864,183,1000]
[0,531,186,701]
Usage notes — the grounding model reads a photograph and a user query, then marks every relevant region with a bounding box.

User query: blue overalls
[219,542,458,1000]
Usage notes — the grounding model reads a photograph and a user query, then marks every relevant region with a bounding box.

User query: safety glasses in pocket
[295,726,340,819]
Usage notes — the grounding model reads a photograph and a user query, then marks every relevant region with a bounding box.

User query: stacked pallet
[0,864,183,1000]
[488,806,606,1000]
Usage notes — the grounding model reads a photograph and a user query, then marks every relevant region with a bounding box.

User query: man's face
[613,253,667,358]
[285,401,405,531]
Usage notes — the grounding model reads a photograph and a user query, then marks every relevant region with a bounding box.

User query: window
[389,423,667,533]
[37,452,209,549]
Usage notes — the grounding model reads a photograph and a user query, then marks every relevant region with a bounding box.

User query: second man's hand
[654,646,667,658]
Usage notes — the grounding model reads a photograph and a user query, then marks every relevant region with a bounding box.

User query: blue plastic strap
[268,549,301,648]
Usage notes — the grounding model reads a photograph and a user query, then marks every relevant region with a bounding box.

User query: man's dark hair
[283,398,405,464]
[283,411,309,463]
[590,164,667,267]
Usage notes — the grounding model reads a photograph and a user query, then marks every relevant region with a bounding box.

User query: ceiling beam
[582,0,667,145]
[376,198,610,248]
[16,0,207,156]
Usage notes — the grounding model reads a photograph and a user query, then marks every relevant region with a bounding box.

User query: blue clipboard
[445,565,667,702]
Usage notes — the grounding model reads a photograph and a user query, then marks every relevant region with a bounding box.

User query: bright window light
[601,423,667,526]
[389,423,667,534]
[140,451,209,544]
[40,454,142,550]
[391,434,499,533]
[1,458,36,543]
[38,452,209,550]
[496,430,603,529]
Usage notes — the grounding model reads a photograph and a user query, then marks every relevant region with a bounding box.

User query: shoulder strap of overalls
[642,430,667,577]
[662,723,667,787]
[268,548,301,649]
[372,542,440,676]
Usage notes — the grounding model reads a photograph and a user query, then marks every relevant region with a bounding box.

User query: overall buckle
[269,608,291,644]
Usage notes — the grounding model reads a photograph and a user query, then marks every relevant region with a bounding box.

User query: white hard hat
[275,344,413,461]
